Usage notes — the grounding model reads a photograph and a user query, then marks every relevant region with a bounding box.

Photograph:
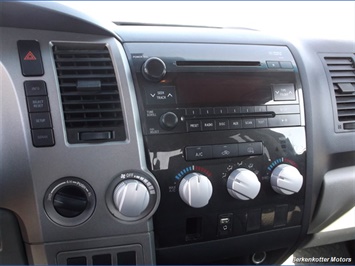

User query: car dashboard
[0,2,354,265]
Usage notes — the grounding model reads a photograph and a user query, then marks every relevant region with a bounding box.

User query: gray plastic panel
[0,27,159,263]
[308,166,355,233]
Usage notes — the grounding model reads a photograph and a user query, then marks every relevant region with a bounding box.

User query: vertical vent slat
[324,56,355,131]
[53,43,126,143]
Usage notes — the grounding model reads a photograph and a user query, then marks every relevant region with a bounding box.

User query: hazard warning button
[17,40,44,76]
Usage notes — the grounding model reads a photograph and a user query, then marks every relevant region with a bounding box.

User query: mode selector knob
[227,168,261,200]
[160,112,178,130]
[113,179,150,217]
[270,164,303,195]
[179,173,213,208]
[142,57,167,82]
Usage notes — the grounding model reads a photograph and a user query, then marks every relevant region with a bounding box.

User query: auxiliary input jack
[252,251,266,264]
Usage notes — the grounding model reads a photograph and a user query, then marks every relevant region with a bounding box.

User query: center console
[125,43,305,263]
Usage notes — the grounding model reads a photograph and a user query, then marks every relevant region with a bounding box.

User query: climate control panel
[144,127,306,248]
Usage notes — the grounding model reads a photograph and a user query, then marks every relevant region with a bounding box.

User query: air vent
[324,56,355,131]
[53,43,126,143]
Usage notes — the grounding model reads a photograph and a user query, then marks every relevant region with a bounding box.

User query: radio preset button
[186,108,200,116]
[255,106,267,112]
[201,107,214,116]
[228,106,240,114]
[241,106,255,113]
[214,107,227,115]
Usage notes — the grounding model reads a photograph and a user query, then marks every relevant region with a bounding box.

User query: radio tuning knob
[160,112,178,130]
[179,172,213,208]
[227,168,261,200]
[270,164,303,195]
[142,57,167,82]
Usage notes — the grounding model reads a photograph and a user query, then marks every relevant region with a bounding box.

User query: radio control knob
[270,164,303,195]
[179,172,213,208]
[142,57,166,82]
[113,179,150,217]
[160,112,178,130]
[227,168,261,200]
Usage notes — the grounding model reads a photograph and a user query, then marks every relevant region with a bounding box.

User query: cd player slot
[176,61,261,67]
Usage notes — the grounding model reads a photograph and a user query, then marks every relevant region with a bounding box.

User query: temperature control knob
[142,57,167,82]
[270,164,303,195]
[179,173,213,208]
[113,179,150,217]
[227,168,261,200]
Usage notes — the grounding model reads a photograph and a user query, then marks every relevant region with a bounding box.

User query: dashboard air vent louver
[53,43,126,143]
[324,56,355,131]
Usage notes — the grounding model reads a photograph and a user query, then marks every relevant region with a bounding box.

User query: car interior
[0,1,354,265]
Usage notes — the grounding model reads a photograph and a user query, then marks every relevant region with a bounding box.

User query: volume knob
[142,57,166,82]
[270,164,303,195]
[179,173,213,208]
[227,168,261,200]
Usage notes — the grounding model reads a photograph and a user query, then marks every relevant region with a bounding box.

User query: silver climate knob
[270,164,303,195]
[113,179,150,217]
[179,173,213,208]
[227,168,261,200]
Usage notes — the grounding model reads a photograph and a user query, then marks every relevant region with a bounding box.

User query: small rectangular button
[202,120,215,131]
[24,80,47,96]
[26,96,50,112]
[280,61,293,69]
[239,142,263,156]
[230,119,242,129]
[201,107,214,116]
[29,113,52,129]
[187,121,201,132]
[242,119,255,128]
[228,106,240,114]
[267,105,300,114]
[185,146,212,161]
[186,108,200,116]
[18,40,44,76]
[212,144,238,158]
[272,84,296,101]
[268,114,301,127]
[255,106,267,112]
[255,118,268,128]
[241,106,255,113]
[214,107,227,115]
[216,119,229,130]
[274,205,289,227]
[145,86,176,105]
[80,131,112,141]
[32,129,55,147]
[266,61,280,69]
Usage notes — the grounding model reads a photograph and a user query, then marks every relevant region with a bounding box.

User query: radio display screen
[175,72,293,106]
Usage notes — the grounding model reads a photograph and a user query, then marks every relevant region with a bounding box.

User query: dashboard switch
[17,40,44,76]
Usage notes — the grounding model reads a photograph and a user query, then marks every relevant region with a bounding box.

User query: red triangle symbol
[24,51,37,61]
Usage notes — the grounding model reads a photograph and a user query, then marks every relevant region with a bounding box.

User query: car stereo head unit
[125,43,303,135]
